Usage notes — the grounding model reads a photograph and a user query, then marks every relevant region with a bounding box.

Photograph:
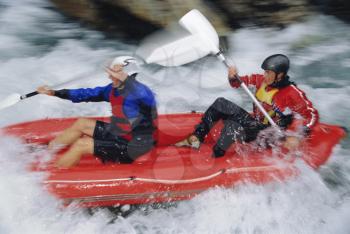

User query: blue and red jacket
[54,74,158,141]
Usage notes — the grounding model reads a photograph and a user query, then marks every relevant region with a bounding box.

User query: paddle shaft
[0,69,97,111]
[216,52,278,128]
[20,91,39,100]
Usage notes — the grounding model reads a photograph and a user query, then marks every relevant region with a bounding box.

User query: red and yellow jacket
[230,74,319,135]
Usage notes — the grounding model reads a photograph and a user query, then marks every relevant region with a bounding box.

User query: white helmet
[110,56,140,75]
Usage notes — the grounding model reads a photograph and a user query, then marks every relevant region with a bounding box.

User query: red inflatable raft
[2,113,346,207]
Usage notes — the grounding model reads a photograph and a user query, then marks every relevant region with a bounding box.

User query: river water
[0,0,350,233]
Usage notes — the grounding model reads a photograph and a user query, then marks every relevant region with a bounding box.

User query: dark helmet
[261,54,290,74]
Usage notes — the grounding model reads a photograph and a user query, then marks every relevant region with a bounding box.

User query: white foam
[0,0,350,233]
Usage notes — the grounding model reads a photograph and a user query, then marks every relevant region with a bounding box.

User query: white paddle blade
[137,24,212,66]
[144,35,211,66]
[179,9,220,54]
[0,93,21,110]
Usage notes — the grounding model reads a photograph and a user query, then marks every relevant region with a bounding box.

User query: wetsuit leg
[193,97,264,157]
[213,120,246,157]
[194,97,253,141]
[93,121,154,163]
[126,135,155,161]
[213,117,264,157]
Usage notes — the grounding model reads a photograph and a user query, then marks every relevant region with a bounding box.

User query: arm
[124,85,158,133]
[288,87,318,135]
[274,86,318,135]
[227,66,264,89]
[138,88,158,134]
[37,85,112,103]
[273,86,319,150]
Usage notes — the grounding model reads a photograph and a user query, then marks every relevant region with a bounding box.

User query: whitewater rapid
[1,0,350,233]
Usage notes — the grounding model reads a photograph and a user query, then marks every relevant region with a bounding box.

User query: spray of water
[0,0,349,233]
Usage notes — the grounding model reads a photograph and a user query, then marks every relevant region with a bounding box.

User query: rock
[49,0,349,41]
[212,0,314,28]
[50,0,160,41]
[50,0,229,41]
[310,0,350,22]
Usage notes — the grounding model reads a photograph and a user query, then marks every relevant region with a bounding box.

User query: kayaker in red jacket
[176,54,319,157]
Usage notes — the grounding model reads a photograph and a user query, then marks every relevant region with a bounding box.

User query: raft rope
[63,188,206,204]
[46,165,285,185]
[47,165,293,204]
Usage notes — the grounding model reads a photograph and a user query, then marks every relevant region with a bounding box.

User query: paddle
[0,92,38,110]
[141,9,278,128]
[137,23,215,67]
[0,71,95,111]
[182,10,279,127]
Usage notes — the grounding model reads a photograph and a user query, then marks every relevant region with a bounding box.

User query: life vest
[255,83,279,125]
[109,88,133,140]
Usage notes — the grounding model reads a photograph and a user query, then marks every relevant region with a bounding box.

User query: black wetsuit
[193,97,266,157]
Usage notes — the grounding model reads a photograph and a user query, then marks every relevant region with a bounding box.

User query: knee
[72,118,91,130]
[214,97,228,104]
[71,138,93,152]
[214,97,233,107]
[212,97,235,111]
[214,97,240,111]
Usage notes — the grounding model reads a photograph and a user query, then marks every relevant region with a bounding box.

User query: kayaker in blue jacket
[37,56,158,168]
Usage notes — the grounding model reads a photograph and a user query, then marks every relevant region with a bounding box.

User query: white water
[1,0,350,233]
